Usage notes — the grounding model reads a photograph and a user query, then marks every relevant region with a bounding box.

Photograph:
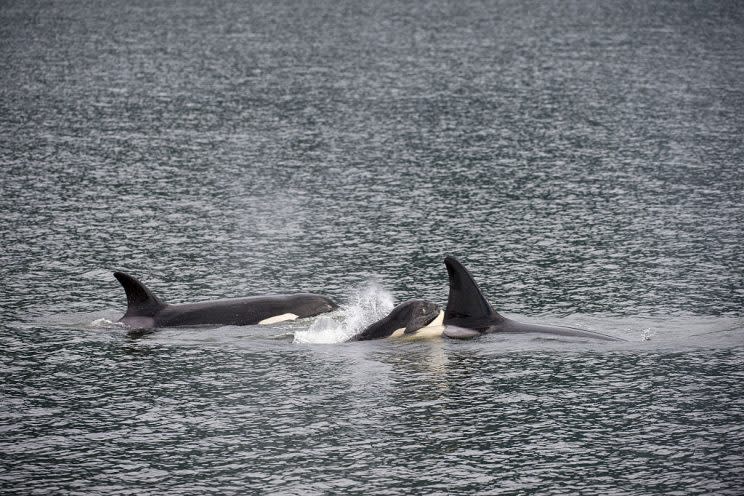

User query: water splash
[293,315,350,344]
[90,318,125,329]
[293,281,395,344]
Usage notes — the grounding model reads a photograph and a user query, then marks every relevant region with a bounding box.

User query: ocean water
[2,0,743,494]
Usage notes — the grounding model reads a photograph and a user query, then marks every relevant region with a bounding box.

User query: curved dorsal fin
[114,272,165,317]
[443,257,501,323]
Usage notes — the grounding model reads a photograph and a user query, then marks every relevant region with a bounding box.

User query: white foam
[90,318,125,329]
[293,281,394,344]
[293,315,351,344]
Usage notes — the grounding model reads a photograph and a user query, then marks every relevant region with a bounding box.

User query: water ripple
[2,0,744,493]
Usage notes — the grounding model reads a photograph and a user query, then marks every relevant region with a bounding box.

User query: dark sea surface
[2,0,743,494]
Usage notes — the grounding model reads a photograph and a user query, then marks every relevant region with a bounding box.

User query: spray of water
[293,281,395,344]
[90,318,125,329]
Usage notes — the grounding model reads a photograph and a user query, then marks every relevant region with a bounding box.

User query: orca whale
[114,272,338,329]
[442,257,623,341]
[350,299,444,341]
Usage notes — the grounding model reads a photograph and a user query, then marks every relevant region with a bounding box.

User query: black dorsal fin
[114,272,165,317]
[443,257,501,323]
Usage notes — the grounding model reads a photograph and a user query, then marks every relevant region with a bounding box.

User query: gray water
[2,0,744,494]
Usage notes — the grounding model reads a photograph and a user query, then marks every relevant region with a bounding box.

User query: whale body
[442,257,623,341]
[114,272,338,329]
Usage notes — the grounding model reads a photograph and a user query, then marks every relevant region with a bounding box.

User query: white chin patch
[390,327,406,338]
[408,324,445,339]
[259,313,299,325]
[426,310,445,327]
[443,326,482,339]
[390,311,447,340]
[405,310,446,339]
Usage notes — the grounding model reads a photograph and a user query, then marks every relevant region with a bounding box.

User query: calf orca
[350,299,444,341]
[114,272,338,329]
[442,257,623,341]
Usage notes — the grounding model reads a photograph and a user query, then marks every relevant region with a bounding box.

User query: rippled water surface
[2,0,743,494]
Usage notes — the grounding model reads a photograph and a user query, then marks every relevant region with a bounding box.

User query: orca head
[321,296,340,313]
[351,299,442,341]
[395,299,443,335]
[443,256,502,335]
[296,294,339,316]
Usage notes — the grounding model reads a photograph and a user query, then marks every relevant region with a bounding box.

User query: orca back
[443,256,502,325]
[114,272,165,318]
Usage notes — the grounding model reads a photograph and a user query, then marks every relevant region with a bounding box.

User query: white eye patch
[258,313,299,325]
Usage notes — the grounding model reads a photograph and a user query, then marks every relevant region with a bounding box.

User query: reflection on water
[2,323,743,494]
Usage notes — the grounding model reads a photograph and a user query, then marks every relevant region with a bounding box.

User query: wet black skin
[351,299,441,341]
[442,257,624,341]
[114,272,338,329]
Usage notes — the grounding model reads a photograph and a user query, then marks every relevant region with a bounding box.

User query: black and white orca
[442,257,624,341]
[114,272,337,329]
[351,299,444,341]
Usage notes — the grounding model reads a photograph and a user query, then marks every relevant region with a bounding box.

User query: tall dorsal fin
[114,272,165,317]
[443,257,502,323]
